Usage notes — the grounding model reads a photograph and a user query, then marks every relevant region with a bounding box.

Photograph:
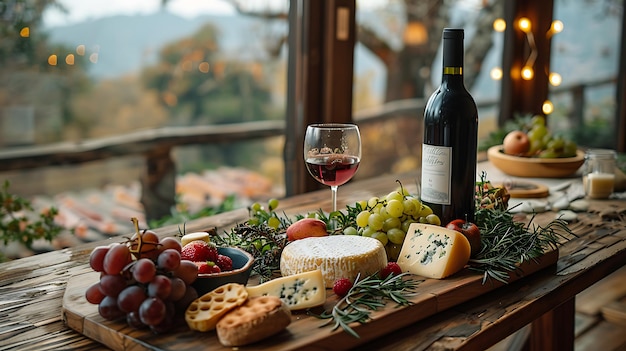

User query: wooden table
[1,164,625,351]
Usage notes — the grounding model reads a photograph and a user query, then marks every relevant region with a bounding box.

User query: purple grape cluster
[85,231,198,333]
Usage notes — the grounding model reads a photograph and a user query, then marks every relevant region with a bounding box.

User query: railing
[0,77,617,220]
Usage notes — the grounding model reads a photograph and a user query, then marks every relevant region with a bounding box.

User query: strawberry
[181,240,218,262]
[332,278,353,297]
[195,261,213,274]
[216,254,233,271]
[211,264,222,274]
[195,261,222,274]
[380,262,402,279]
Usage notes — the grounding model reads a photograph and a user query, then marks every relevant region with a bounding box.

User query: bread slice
[185,283,248,332]
[216,296,292,346]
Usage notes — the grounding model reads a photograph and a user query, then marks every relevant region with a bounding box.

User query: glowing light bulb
[48,54,58,66]
[66,54,75,65]
[493,19,506,32]
[542,100,554,115]
[549,72,562,86]
[518,17,532,33]
[551,20,563,34]
[490,67,503,80]
[521,66,534,80]
[20,27,30,37]
[76,45,85,56]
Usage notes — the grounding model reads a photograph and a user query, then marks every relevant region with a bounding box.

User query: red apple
[286,218,328,241]
[502,130,531,156]
[446,219,481,257]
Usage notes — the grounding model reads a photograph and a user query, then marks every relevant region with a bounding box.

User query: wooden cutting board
[62,249,558,351]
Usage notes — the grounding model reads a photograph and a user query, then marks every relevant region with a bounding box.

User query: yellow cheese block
[280,235,387,288]
[246,270,326,310]
[396,223,471,279]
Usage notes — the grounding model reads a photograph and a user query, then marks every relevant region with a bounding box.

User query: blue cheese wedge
[245,270,326,310]
[397,223,471,279]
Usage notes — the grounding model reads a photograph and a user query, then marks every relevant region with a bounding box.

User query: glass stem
[330,185,338,230]
[331,185,338,213]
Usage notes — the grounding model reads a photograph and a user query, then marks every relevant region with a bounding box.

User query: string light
[518,17,532,33]
[493,18,506,32]
[490,67,503,80]
[521,66,534,80]
[542,100,554,115]
[547,20,563,38]
[549,72,562,86]
[490,17,562,84]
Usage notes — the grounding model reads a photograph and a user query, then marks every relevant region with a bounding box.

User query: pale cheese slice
[181,232,211,247]
[280,235,388,288]
[246,269,326,310]
[396,223,471,279]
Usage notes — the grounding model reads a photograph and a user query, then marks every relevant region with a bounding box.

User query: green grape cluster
[248,198,288,230]
[525,115,577,158]
[350,188,441,261]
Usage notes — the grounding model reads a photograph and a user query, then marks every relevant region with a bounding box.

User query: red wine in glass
[304,123,362,215]
[305,154,360,187]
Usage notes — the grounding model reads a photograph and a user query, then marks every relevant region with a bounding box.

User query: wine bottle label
[443,67,462,75]
[421,144,452,205]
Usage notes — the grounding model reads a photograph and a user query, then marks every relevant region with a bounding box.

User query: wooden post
[529,297,575,351]
[616,3,626,152]
[500,0,554,123]
[284,0,356,196]
[140,146,176,222]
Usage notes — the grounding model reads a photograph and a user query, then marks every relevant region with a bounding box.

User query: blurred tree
[220,0,502,102]
[0,0,92,143]
[140,21,280,170]
[141,23,276,127]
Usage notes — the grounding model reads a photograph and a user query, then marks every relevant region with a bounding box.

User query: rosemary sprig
[471,207,575,284]
[311,272,420,338]
[212,222,289,282]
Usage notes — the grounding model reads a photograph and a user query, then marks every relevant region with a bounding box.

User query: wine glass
[304,123,361,214]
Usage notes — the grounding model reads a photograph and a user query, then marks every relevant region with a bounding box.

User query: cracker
[185,283,248,332]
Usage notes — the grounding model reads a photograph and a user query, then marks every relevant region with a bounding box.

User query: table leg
[529,297,575,351]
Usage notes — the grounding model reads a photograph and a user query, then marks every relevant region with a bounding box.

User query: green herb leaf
[310,272,421,338]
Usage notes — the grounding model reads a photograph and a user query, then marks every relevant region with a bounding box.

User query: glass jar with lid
[582,149,617,199]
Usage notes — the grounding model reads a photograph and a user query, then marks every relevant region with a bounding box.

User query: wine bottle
[420,28,478,225]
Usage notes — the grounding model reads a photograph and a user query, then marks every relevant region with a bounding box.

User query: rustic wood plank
[575,320,626,351]
[602,299,626,327]
[0,121,285,171]
[1,169,625,351]
[577,265,626,316]
[60,250,558,350]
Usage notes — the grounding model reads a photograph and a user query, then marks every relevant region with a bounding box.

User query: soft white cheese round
[280,235,388,288]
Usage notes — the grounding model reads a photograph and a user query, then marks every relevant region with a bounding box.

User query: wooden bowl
[192,247,254,296]
[487,145,585,178]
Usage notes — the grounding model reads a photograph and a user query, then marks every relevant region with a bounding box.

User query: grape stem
[129,217,143,259]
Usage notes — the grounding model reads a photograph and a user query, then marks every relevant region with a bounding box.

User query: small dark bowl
[192,247,255,296]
